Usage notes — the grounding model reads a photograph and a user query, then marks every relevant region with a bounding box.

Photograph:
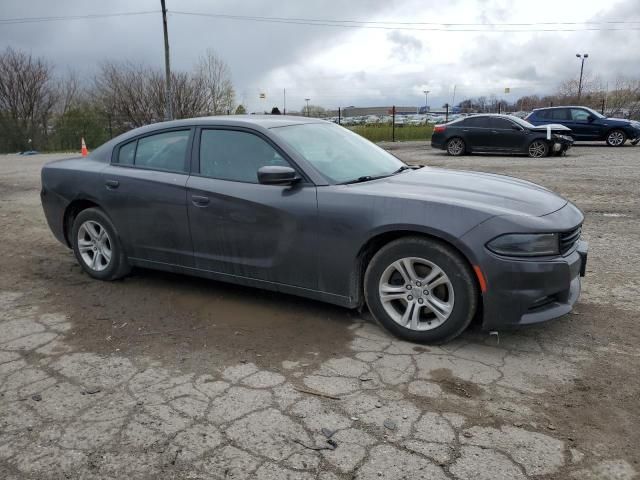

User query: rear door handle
[191,195,210,207]
[105,179,119,189]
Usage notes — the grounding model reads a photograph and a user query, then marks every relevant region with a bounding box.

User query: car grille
[560,225,582,255]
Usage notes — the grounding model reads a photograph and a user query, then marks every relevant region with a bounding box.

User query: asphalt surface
[0,143,639,479]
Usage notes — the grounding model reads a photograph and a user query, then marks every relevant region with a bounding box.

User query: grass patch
[347,124,433,142]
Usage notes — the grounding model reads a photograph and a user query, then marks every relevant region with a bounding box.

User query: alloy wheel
[378,257,455,331]
[528,141,547,158]
[608,131,625,146]
[77,220,112,272]
[447,139,464,155]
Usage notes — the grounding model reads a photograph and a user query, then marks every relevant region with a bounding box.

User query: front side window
[571,109,591,121]
[134,130,190,172]
[199,129,289,183]
[464,117,490,127]
[490,118,516,129]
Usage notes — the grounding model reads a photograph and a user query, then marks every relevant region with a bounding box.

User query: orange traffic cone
[81,137,88,157]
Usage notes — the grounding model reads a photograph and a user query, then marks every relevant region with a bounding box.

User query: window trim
[110,127,195,174]
[192,126,311,185]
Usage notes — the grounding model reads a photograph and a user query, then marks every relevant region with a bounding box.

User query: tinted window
[490,118,516,129]
[464,117,490,127]
[571,109,591,121]
[536,110,551,120]
[118,141,136,165]
[199,130,289,183]
[133,130,190,172]
[551,109,571,121]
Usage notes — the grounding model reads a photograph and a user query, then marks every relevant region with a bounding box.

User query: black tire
[71,208,130,281]
[364,236,478,344]
[446,137,466,156]
[606,129,626,147]
[528,140,549,158]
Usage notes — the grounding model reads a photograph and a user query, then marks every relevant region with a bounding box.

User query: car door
[488,117,526,151]
[461,116,493,151]
[101,128,194,267]
[186,127,319,290]
[570,108,602,140]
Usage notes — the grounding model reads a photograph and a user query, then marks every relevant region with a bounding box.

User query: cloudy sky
[2,0,639,112]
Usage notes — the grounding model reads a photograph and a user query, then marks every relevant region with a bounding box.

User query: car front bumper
[459,202,588,331]
[478,240,587,330]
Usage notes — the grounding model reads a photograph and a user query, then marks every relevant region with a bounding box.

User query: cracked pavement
[1,146,639,479]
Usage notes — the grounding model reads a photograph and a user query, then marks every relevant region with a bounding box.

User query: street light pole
[304,98,310,117]
[576,53,589,101]
[423,90,430,113]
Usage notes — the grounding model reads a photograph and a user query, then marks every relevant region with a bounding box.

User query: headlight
[487,233,559,257]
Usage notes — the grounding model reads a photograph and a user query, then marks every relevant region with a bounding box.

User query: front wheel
[71,208,130,281]
[606,129,626,147]
[528,140,549,158]
[364,237,478,343]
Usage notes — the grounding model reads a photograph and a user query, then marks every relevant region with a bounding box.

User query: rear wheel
[528,140,548,158]
[606,129,626,147]
[71,208,130,280]
[446,137,465,156]
[364,237,478,343]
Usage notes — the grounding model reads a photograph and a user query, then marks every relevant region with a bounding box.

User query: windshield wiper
[392,165,412,174]
[340,175,378,185]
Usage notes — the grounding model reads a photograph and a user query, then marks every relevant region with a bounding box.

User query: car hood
[529,123,572,132]
[349,167,568,217]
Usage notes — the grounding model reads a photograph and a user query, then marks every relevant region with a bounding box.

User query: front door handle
[191,195,210,207]
[105,179,119,189]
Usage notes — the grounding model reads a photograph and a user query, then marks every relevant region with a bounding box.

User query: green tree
[235,104,247,114]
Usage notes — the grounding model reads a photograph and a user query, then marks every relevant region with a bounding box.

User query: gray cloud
[1,0,638,110]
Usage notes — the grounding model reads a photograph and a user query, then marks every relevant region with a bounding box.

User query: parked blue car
[526,106,640,146]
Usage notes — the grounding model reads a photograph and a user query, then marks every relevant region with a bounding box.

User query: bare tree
[196,49,235,115]
[94,61,209,132]
[0,47,57,151]
[605,77,640,119]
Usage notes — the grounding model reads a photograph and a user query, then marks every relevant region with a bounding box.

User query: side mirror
[588,115,595,122]
[511,125,523,131]
[257,165,300,186]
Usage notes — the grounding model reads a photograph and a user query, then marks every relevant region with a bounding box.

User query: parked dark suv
[526,106,640,146]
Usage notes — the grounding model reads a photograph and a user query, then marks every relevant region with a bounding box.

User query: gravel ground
[0,143,639,479]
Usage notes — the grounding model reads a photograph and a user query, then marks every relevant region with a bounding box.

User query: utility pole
[161,0,172,121]
[423,90,430,113]
[283,88,286,115]
[576,53,589,102]
[304,98,311,117]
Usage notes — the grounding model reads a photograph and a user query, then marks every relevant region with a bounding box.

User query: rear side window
[135,130,190,172]
[551,109,571,121]
[114,130,190,173]
[464,117,489,127]
[199,129,289,183]
[536,110,552,120]
[118,141,136,165]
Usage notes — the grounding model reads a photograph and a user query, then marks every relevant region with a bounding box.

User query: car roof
[532,106,589,111]
[146,115,326,130]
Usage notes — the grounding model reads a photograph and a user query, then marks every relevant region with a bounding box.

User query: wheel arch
[62,199,101,247]
[350,228,482,312]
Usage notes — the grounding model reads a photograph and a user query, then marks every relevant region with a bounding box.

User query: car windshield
[509,116,536,129]
[583,107,606,119]
[272,122,406,184]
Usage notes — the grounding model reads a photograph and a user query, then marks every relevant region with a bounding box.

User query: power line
[0,11,158,24]
[1,10,640,32]
[169,11,640,32]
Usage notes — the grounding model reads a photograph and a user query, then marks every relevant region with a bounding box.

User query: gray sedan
[40,116,588,343]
